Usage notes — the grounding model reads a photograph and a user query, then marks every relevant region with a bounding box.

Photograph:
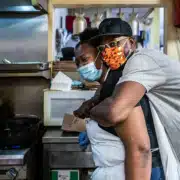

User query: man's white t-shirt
[118,48,180,161]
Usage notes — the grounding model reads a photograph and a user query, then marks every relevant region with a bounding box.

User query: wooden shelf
[53,61,77,72]
[0,70,51,79]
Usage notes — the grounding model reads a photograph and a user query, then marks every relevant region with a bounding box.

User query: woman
[74,28,163,180]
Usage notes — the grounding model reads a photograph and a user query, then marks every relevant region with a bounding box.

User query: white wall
[54,8,68,29]
[159,8,164,48]
[143,8,160,50]
[53,8,68,59]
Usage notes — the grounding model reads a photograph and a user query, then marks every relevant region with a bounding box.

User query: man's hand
[74,86,101,119]
[74,98,99,119]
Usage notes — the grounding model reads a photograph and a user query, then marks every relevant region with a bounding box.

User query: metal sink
[42,129,79,144]
[42,129,95,171]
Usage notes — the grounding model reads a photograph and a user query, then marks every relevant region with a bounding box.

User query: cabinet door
[44,90,95,126]
[50,98,85,126]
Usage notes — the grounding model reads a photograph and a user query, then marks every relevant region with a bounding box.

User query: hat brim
[89,33,130,45]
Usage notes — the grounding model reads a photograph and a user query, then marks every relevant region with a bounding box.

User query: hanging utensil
[142,18,153,26]
[116,8,124,20]
[91,8,103,28]
[104,8,112,18]
[139,8,154,26]
[129,8,139,36]
[73,11,87,35]
[2,58,11,64]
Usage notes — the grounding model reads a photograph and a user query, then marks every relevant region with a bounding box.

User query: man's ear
[130,39,136,50]
[124,41,132,56]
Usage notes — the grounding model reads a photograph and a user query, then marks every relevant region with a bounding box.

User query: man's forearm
[90,97,129,125]
[90,86,101,103]
[94,86,101,97]
[90,97,112,123]
[90,81,146,125]
[114,106,152,180]
[125,147,152,180]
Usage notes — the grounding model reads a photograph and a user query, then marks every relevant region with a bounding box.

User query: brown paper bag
[62,113,86,132]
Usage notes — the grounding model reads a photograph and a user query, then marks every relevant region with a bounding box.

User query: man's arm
[115,106,151,180]
[74,86,102,118]
[90,81,146,125]
[92,85,102,100]
[90,54,166,125]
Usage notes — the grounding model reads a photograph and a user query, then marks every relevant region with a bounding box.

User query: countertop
[42,129,79,143]
[42,129,94,169]
[0,148,30,165]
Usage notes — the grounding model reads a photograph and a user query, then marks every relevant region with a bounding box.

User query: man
[74,28,164,180]
[89,18,180,179]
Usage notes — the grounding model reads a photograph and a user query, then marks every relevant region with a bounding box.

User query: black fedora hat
[89,18,133,42]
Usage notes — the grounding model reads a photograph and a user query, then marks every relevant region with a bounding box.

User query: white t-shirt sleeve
[118,54,166,92]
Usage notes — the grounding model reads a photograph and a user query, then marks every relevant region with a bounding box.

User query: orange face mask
[99,38,133,70]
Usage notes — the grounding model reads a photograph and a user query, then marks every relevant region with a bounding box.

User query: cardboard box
[62,113,86,132]
[51,170,79,180]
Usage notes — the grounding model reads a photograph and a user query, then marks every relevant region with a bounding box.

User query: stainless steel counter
[43,129,95,180]
[0,145,38,180]
[0,148,30,165]
[42,129,79,143]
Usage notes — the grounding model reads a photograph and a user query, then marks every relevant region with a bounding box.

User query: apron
[150,103,180,180]
[86,119,125,180]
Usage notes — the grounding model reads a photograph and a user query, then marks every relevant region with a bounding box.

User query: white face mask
[77,52,102,82]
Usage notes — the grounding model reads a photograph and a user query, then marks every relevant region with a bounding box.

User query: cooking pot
[0,114,43,149]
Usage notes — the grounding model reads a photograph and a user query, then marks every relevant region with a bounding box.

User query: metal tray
[0,63,49,72]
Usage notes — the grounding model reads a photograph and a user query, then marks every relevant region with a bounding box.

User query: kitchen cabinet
[43,90,95,126]
[0,144,40,180]
[42,129,95,180]
[52,61,77,78]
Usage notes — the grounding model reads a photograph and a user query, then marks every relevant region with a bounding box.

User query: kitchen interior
[0,0,179,179]
[44,6,166,180]
[54,7,165,60]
